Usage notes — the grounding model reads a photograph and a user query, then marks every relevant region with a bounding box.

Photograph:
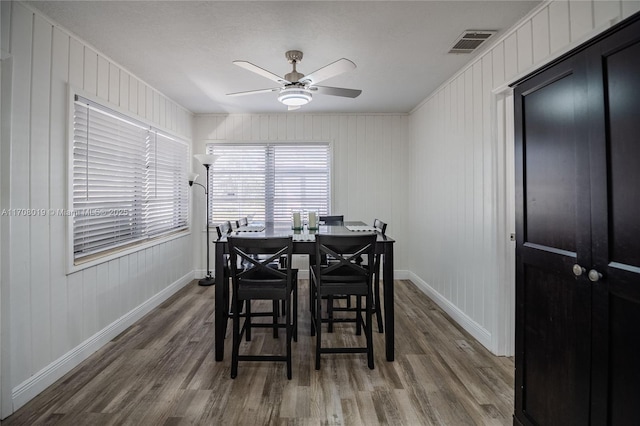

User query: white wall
[0,1,195,416]
[407,0,640,354]
[193,114,410,276]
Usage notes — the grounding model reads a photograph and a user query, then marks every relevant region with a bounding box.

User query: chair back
[319,215,344,225]
[228,236,295,297]
[314,234,376,286]
[236,216,249,228]
[373,219,387,234]
[216,221,233,239]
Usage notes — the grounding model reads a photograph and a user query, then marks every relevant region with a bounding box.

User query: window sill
[68,229,191,275]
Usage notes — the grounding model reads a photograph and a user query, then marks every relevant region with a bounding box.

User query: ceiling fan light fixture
[278,87,312,106]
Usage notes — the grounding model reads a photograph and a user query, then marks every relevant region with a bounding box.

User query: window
[72,94,189,263]
[207,142,331,223]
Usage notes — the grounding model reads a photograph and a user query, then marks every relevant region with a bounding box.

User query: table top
[216,221,395,244]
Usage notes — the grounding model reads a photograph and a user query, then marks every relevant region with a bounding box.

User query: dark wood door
[514,54,593,426]
[514,14,640,426]
[586,20,640,425]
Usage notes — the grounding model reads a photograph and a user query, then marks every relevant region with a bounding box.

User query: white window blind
[72,95,188,261]
[207,143,331,223]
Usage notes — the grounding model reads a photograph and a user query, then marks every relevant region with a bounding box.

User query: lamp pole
[192,154,220,286]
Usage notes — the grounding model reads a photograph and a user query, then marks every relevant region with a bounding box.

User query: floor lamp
[190,154,220,286]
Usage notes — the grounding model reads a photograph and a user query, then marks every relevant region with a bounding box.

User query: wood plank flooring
[1,280,514,425]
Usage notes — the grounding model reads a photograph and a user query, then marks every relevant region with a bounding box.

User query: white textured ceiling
[27,1,540,114]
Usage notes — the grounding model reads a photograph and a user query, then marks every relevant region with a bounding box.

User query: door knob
[588,269,603,282]
[572,264,586,277]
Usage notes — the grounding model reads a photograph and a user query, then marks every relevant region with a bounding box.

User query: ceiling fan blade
[299,58,356,85]
[310,86,362,98]
[233,60,291,84]
[227,87,280,97]
[288,105,301,111]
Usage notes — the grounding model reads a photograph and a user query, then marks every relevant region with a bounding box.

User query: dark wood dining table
[213,221,396,362]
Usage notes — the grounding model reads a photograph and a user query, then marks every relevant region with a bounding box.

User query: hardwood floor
[1,280,514,425]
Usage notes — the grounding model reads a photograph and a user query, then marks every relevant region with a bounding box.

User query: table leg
[383,243,394,361]
[214,243,225,361]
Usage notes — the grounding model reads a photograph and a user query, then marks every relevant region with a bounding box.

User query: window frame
[205,140,334,225]
[67,88,191,273]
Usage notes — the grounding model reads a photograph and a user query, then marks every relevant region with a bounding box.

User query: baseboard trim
[11,271,194,412]
[406,271,492,350]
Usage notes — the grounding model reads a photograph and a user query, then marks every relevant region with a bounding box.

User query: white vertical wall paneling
[83,47,97,95]
[118,257,129,318]
[472,62,484,324]
[594,1,621,28]
[517,21,534,73]
[65,272,83,360]
[504,33,519,82]
[145,86,153,122]
[136,81,145,120]
[9,2,33,387]
[481,53,494,330]
[463,69,474,316]
[108,63,119,105]
[532,7,551,64]
[95,263,110,331]
[119,69,129,110]
[550,0,571,53]
[456,76,465,309]
[49,26,69,362]
[30,13,53,374]
[442,86,452,301]
[492,42,505,88]
[82,267,97,341]
[129,77,138,115]
[5,3,195,414]
[97,55,109,100]
[570,0,595,41]
[622,1,640,18]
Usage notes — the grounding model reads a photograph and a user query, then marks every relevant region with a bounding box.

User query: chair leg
[231,295,241,379]
[273,301,279,338]
[327,296,334,333]
[286,296,292,380]
[315,292,322,370]
[310,280,317,336]
[293,282,298,342]
[374,277,384,333]
[366,293,374,370]
[245,301,252,341]
[356,296,362,335]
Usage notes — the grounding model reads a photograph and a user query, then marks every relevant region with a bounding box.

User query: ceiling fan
[227,50,362,111]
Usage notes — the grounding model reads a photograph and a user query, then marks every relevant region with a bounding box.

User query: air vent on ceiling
[449,30,496,54]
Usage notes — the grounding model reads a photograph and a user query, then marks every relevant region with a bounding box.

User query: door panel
[514,56,592,426]
[522,266,591,426]
[588,23,640,424]
[609,294,640,424]
[605,40,640,268]
[523,75,578,253]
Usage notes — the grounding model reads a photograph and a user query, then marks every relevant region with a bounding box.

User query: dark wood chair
[235,216,248,228]
[228,236,298,379]
[315,215,349,324]
[309,233,376,370]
